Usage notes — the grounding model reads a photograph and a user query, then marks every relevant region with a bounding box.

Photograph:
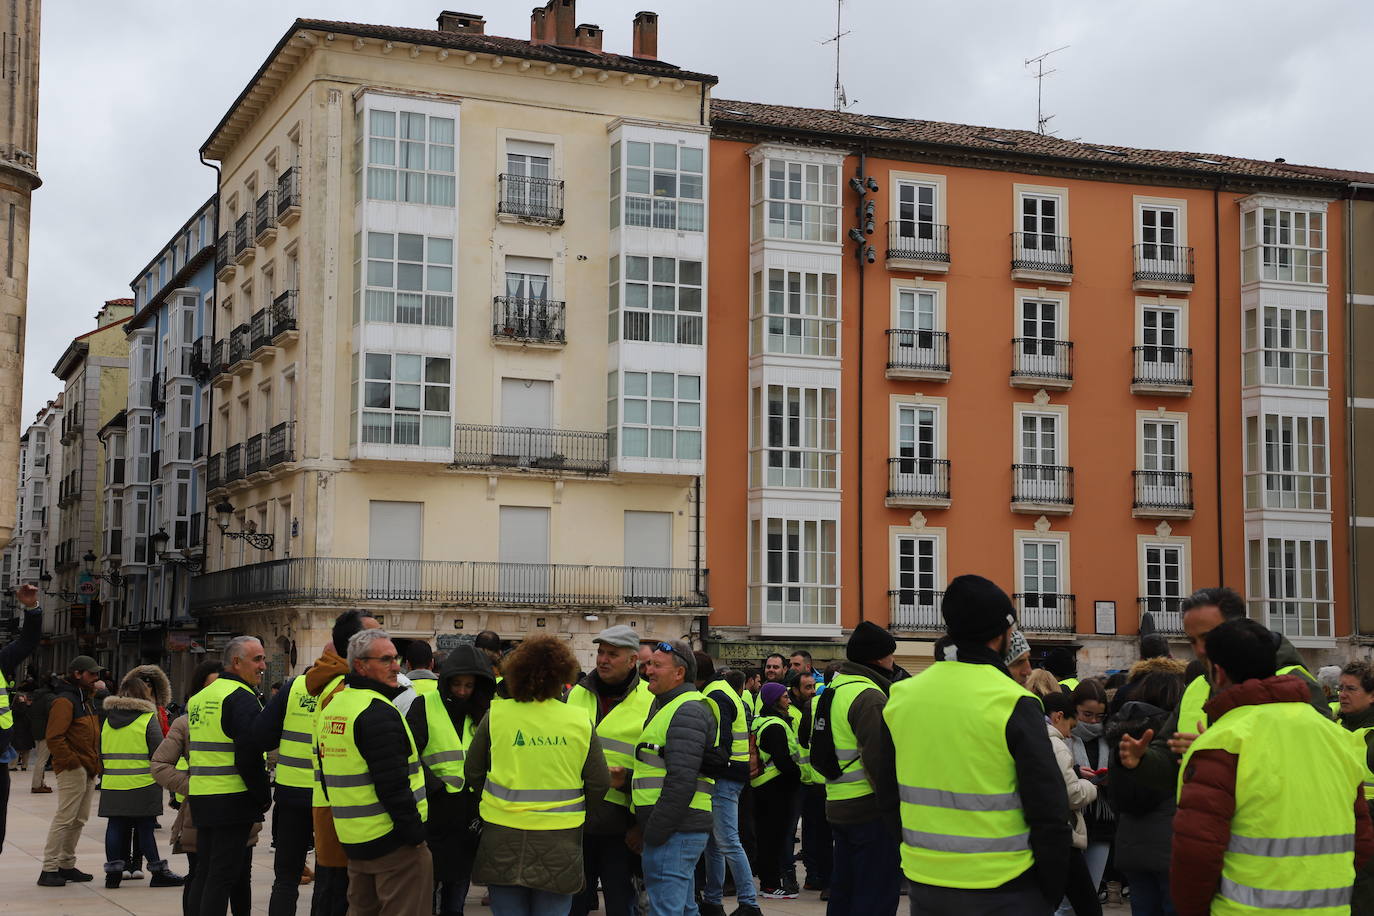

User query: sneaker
[105,873,122,889]
[36,871,66,887]
[129,869,146,880]
[150,870,185,888]
[30,786,52,794]
[759,887,798,900]
[781,876,800,897]
[700,903,727,916]
[58,867,93,882]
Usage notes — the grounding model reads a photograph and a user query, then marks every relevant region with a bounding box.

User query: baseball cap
[70,655,100,674]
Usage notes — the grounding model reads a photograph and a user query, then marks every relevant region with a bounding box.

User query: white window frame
[749,516,839,628]
[1248,536,1332,639]
[1139,537,1190,625]
[749,383,838,489]
[362,107,456,207]
[891,528,945,629]
[1243,206,1326,284]
[358,231,455,327]
[1014,288,1070,375]
[613,254,704,346]
[614,370,702,461]
[1244,413,1329,511]
[1242,303,1326,388]
[749,267,838,357]
[357,352,453,449]
[612,139,705,232]
[751,157,840,243]
[1014,528,1071,631]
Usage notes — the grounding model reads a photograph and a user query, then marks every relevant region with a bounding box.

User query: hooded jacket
[1107,700,1178,874]
[98,688,165,818]
[46,675,100,776]
[307,645,352,868]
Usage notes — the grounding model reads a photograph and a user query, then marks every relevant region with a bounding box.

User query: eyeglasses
[360,655,401,666]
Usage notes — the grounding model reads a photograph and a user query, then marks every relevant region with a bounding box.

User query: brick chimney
[547,0,577,46]
[436,11,485,34]
[530,6,548,44]
[632,11,658,60]
[574,23,603,52]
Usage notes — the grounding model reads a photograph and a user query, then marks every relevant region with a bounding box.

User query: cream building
[195,5,716,675]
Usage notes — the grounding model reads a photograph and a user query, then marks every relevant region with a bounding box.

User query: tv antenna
[1025,45,1069,135]
[821,0,855,111]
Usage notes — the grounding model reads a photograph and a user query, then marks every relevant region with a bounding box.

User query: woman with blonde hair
[1024,667,1063,698]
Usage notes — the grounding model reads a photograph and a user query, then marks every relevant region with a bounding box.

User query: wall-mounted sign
[1094,601,1116,635]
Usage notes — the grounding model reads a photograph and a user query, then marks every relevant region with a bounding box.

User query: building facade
[192,5,715,676]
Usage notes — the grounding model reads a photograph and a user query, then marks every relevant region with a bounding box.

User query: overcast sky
[20,0,1374,421]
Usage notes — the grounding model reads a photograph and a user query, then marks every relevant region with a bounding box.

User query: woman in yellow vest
[405,644,496,916]
[464,635,610,916]
[99,667,183,889]
[751,681,803,900]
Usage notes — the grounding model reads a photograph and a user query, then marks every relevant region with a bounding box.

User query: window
[1020,539,1062,602]
[1243,305,1325,387]
[1141,306,1181,357]
[750,268,838,356]
[1141,420,1179,472]
[894,535,940,620]
[365,108,456,207]
[1139,205,1181,259]
[896,405,938,473]
[1020,194,1059,247]
[895,181,937,241]
[613,140,704,231]
[749,384,838,488]
[1244,414,1328,510]
[613,255,703,345]
[1142,542,1185,612]
[1020,413,1060,470]
[1249,537,1331,638]
[105,435,125,486]
[358,232,454,326]
[750,517,838,626]
[616,371,701,460]
[1243,207,1325,284]
[358,353,452,448]
[504,141,555,214]
[1020,298,1060,351]
[751,159,840,242]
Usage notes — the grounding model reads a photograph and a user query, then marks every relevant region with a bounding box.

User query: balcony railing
[233,214,253,257]
[492,297,566,345]
[1133,243,1195,285]
[497,174,565,223]
[251,308,271,352]
[207,453,223,490]
[454,424,609,475]
[1132,346,1193,389]
[193,423,205,460]
[212,338,231,376]
[267,421,295,466]
[271,290,298,337]
[1011,339,1073,383]
[887,457,951,502]
[1137,596,1185,636]
[254,189,277,239]
[189,513,202,549]
[244,434,264,475]
[277,166,300,216]
[1133,470,1194,512]
[886,222,950,264]
[1011,232,1073,275]
[229,323,251,364]
[224,444,243,483]
[189,557,710,613]
[215,233,232,275]
[1012,464,1074,507]
[1014,593,1075,633]
[888,589,944,630]
[886,329,949,374]
[150,370,165,410]
[190,336,212,381]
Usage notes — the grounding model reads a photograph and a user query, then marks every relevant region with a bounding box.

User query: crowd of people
[2,576,1374,915]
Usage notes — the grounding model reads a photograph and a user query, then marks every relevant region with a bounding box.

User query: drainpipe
[855,150,867,623]
[1345,183,1374,638]
[199,154,220,576]
[1213,186,1224,584]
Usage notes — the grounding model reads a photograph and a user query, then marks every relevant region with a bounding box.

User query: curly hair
[501,635,579,702]
[1343,660,1374,694]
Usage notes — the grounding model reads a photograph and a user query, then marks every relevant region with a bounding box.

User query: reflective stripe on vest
[702,681,750,764]
[566,679,655,809]
[824,673,882,803]
[0,670,11,731]
[101,710,155,791]
[750,714,802,789]
[317,686,427,845]
[632,690,713,815]
[480,696,592,830]
[187,677,257,797]
[1177,674,1211,736]
[276,676,317,790]
[885,662,1034,889]
[311,674,345,807]
[420,689,471,793]
[1349,726,1374,802]
[1181,700,1363,913]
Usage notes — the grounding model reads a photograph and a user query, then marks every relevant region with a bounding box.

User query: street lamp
[82,550,125,587]
[150,528,206,573]
[37,571,80,602]
[214,500,274,550]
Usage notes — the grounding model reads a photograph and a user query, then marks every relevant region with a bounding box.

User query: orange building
[705,100,1355,674]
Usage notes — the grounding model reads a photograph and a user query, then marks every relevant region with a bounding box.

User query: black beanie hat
[942,574,1017,643]
[846,620,898,664]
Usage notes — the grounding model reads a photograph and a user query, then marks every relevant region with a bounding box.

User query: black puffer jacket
[1107,700,1176,873]
[336,674,427,860]
[635,682,715,846]
[0,606,42,754]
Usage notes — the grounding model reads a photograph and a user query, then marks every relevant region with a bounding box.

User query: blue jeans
[704,779,757,906]
[642,831,710,916]
[827,819,900,916]
[1122,870,1176,916]
[103,816,164,874]
[489,884,574,916]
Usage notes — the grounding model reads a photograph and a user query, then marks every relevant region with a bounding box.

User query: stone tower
[0,0,40,549]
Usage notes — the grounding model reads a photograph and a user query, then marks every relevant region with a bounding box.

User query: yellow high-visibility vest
[187,677,257,797]
[1178,674,1211,736]
[101,711,155,791]
[566,678,654,809]
[480,696,591,830]
[311,673,345,807]
[276,676,317,790]
[750,714,801,789]
[419,689,473,793]
[824,673,883,803]
[632,690,713,815]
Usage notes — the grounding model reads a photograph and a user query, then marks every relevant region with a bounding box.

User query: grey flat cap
[593,624,640,649]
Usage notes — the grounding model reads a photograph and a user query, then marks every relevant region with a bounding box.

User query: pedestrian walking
[36,652,103,887]
[1044,691,1102,916]
[186,635,269,916]
[318,628,431,916]
[885,574,1070,914]
[752,681,802,900]
[566,626,656,916]
[99,665,183,889]
[465,633,609,916]
[407,643,496,916]
[27,671,55,793]
[1171,618,1373,913]
[0,582,42,850]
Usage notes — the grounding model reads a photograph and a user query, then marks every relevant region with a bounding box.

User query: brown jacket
[306,647,350,868]
[46,676,100,776]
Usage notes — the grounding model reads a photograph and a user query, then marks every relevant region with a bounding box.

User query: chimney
[546,0,576,47]
[437,11,485,34]
[530,6,548,44]
[574,23,603,52]
[632,11,658,60]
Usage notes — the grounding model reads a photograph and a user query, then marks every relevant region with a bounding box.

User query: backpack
[808,681,848,781]
[697,692,737,779]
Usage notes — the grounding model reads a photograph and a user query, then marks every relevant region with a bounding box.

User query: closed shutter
[624,511,672,602]
[368,501,422,598]
[499,506,550,600]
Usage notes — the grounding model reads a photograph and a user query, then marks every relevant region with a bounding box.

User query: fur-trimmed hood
[1128,655,1186,682]
[103,693,158,728]
[120,664,172,708]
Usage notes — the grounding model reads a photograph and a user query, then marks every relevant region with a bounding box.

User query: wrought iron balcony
[276,166,301,220]
[886,457,951,507]
[267,421,295,466]
[244,434,264,476]
[229,324,251,365]
[888,589,944,630]
[189,556,710,613]
[1137,596,1185,636]
[1131,346,1193,394]
[190,336,213,381]
[271,290,298,339]
[497,174,565,223]
[1014,593,1075,633]
[1011,464,1074,513]
[453,424,609,475]
[1011,232,1073,278]
[250,308,271,352]
[193,423,205,460]
[1011,339,1073,388]
[492,297,566,345]
[886,329,950,380]
[207,453,223,491]
[215,233,233,277]
[254,189,277,240]
[150,370,165,410]
[212,338,232,377]
[1132,243,1195,289]
[1133,470,1194,518]
[885,221,950,268]
[233,213,253,259]
[224,444,243,483]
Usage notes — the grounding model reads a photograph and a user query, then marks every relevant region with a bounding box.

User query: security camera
[864,245,877,264]
[848,176,865,193]
[848,227,865,243]
[866,176,880,192]
[864,219,876,235]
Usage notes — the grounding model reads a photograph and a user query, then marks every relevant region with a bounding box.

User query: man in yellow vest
[186,635,268,915]
[318,627,430,916]
[1171,617,1372,914]
[403,642,439,698]
[0,582,42,855]
[566,625,655,916]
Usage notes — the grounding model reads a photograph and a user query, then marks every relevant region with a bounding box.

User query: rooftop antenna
[821,0,855,111]
[1025,45,1069,135]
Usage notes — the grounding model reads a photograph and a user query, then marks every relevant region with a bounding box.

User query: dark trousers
[739,783,758,875]
[753,779,796,890]
[909,875,1053,915]
[103,816,162,872]
[269,803,314,916]
[311,864,351,916]
[189,821,255,916]
[571,834,635,916]
[800,785,832,886]
[0,763,8,853]
[1065,848,1102,916]
[827,818,900,916]
[1120,870,1176,916]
